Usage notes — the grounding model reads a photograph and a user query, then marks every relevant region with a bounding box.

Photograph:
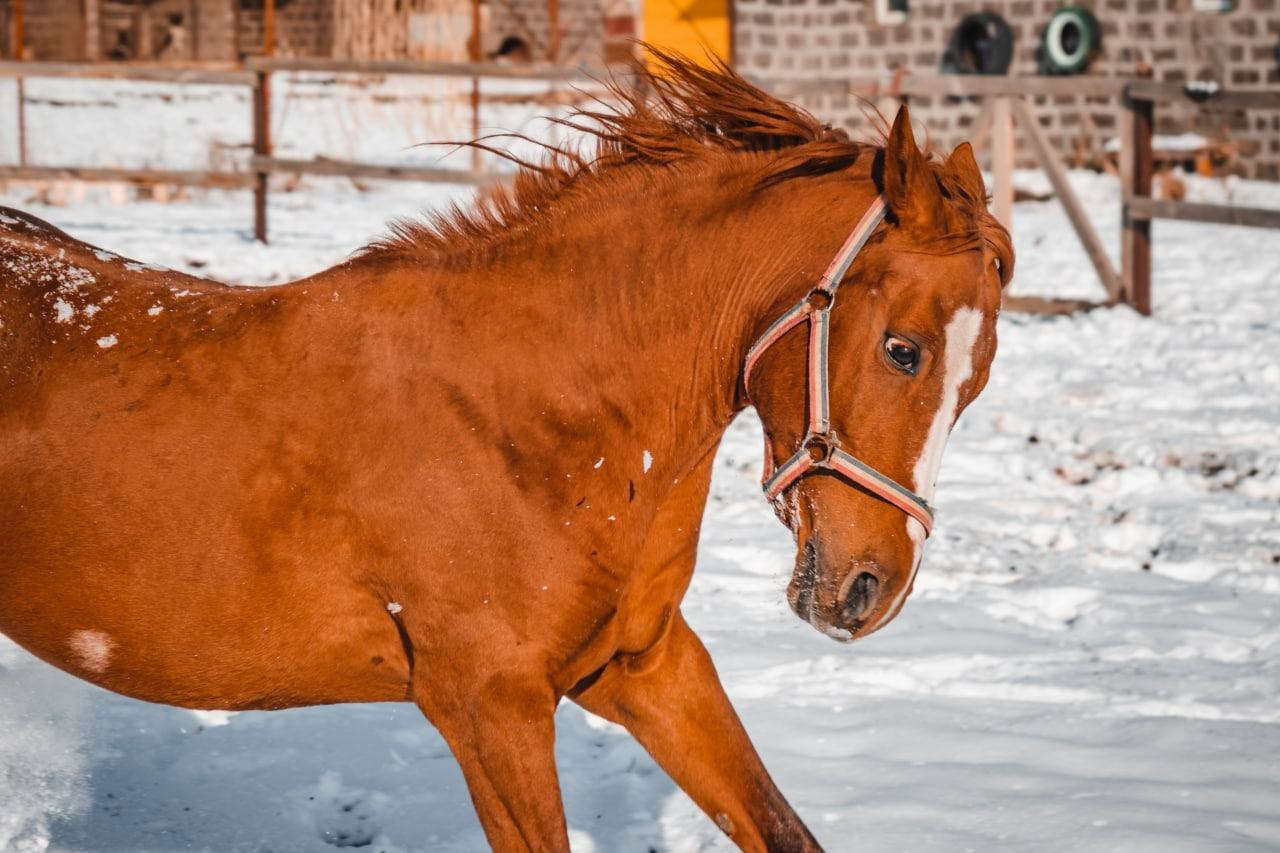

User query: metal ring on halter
[744,195,936,538]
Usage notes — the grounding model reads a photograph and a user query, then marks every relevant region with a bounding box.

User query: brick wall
[735,0,1280,179]
[4,0,86,60]
[491,0,605,63]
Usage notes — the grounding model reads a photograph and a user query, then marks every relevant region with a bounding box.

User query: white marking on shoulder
[386,602,403,615]
[642,450,654,473]
[96,334,118,349]
[70,630,114,673]
[593,457,605,469]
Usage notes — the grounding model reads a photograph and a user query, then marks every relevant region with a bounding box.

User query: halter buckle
[805,288,833,312]
[802,431,838,466]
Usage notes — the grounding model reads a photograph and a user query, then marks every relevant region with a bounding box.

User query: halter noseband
[743,195,936,537]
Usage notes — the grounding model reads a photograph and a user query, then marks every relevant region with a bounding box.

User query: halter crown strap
[744,195,936,537]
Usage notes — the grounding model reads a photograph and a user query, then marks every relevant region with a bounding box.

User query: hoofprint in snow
[1,168,1277,853]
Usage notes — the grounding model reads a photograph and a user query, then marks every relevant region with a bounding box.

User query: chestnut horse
[0,56,1011,851]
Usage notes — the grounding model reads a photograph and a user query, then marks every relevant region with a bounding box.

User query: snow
[2,101,1279,849]
[95,335,117,349]
[643,450,654,473]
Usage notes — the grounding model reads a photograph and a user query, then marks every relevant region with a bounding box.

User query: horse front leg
[570,610,824,852]
[414,672,569,852]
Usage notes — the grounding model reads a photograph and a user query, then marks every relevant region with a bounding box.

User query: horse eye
[884,337,919,373]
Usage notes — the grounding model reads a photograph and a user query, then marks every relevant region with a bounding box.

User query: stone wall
[735,0,1280,179]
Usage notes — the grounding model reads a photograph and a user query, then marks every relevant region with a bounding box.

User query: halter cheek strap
[743,195,936,537]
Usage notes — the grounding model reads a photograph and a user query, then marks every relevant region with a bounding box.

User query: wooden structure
[764,73,1280,316]
[1,59,1277,315]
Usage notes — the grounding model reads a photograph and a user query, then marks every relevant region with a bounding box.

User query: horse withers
[0,55,1012,851]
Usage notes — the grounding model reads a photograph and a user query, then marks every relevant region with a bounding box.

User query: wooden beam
[251,156,505,186]
[757,74,1127,100]
[245,56,602,82]
[84,0,101,60]
[965,98,996,154]
[13,0,24,167]
[547,0,560,63]
[990,97,1014,230]
[1125,79,1280,111]
[1120,91,1154,316]
[252,72,270,243]
[263,0,275,58]
[1011,96,1122,302]
[1126,196,1280,230]
[1002,295,1106,315]
[0,164,255,187]
[0,60,256,85]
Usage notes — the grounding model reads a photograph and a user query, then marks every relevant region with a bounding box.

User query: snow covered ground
[1,92,1279,852]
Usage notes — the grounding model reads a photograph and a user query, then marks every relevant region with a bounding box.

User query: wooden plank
[246,56,602,83]
[990,97,1014,230]
[1002,295,1105,315]
[252,156,505,186]
[252,71,270,244]
[1127,196,1280,230]
[0,60,256,85]
[965,98,995,154]
[1124,94,1154,316]
[1011,96,1122,302]
[1125,79,1280,111]
[757,74,1126,100]
[0,165,255,187]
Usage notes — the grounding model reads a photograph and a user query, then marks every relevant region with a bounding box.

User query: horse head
[745,105,1012,642]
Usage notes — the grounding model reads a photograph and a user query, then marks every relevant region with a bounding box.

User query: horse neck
[486,163,875,488]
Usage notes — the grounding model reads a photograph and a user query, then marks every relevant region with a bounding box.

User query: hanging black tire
[1039,6,1101,76]
[940,12,1016,76]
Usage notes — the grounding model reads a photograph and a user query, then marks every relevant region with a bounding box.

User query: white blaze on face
[69,630,114,673]
[898,307,985,597]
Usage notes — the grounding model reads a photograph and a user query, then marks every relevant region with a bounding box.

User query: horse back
[0,205,274,410]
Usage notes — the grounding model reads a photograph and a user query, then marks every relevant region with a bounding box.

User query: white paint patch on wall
[68,630,114,673]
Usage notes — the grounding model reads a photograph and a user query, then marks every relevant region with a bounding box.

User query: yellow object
[642,0,731,68]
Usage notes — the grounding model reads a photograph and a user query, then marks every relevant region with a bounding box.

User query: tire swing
[940,12,1015,77]
[1038,6,1101,76]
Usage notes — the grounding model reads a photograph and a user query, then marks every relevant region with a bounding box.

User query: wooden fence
[764,73,1280,316]
[1,59,1278,315]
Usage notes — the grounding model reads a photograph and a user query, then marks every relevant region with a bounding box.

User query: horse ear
[945,142,986,198]
[882,104,946,234]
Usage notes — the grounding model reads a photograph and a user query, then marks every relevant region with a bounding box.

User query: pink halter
[743,195,935,537]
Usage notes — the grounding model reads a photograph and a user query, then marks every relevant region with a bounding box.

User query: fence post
[990,96,1015,230]
[1120,85,1153,316]
[14,0,25,167]
[469,0,482,174]
[253,70,270,243]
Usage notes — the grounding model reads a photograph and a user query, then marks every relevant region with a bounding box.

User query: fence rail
[2,59,1278,315]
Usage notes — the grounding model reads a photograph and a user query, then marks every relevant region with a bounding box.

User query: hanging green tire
[1041,7,1100,76]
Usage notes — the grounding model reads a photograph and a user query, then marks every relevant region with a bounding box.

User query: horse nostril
[841,572,880,625]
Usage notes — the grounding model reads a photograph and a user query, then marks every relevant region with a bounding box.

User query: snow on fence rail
[1,59,1278,316]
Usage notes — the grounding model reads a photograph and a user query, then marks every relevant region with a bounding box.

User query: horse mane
[363,48,1012,286]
